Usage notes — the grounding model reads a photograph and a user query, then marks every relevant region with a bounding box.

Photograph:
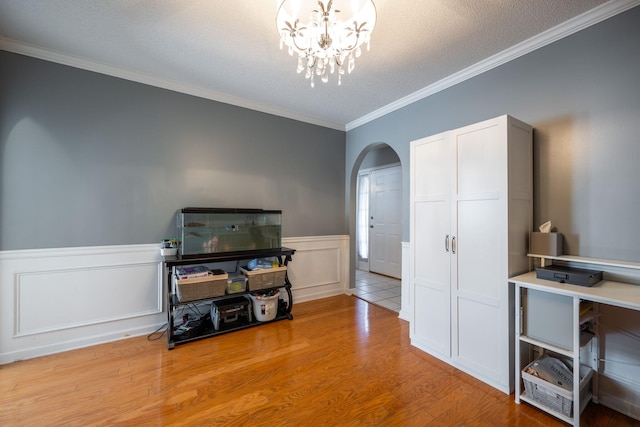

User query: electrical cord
[186,302,207,317]
[147,323,168,341]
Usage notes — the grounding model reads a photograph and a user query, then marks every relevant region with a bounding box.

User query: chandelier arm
[289,35,308,53]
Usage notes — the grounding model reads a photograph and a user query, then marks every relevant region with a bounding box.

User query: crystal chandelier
[276,0,377,87]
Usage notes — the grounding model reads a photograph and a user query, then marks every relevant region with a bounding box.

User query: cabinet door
[453,119,508,384]
[410,132,452,357]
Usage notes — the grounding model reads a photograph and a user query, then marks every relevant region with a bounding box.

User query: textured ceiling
[0,0,631,130]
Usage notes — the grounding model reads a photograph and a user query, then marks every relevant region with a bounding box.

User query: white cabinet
[410,115,532,393]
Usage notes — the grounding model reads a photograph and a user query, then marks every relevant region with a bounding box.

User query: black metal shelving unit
[163,247,295,349]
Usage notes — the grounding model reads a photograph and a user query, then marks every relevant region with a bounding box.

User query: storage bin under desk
[522,358,593,418]
[522,288,573,350]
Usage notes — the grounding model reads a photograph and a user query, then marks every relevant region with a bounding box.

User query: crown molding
[0,37,345,131]
[345,0,640,131]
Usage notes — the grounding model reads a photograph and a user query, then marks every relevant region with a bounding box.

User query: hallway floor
[354,269,402,312]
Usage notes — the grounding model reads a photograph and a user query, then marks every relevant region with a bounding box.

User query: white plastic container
[248,290,280,322]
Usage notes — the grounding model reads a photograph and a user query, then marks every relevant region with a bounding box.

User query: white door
[410,133,452,357]
[369,165,402,278]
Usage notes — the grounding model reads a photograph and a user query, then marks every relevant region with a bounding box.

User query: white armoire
[409,115,532,393]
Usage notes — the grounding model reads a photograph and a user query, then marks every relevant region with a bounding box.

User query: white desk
[511,265,640,426]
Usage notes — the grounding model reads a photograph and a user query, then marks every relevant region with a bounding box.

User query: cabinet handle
[445,234,450,252]
[452,236,456,254]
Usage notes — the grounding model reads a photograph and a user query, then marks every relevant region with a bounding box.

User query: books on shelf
[175,265,211,280]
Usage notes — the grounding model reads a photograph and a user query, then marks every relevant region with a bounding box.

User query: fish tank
[177,208,282,257]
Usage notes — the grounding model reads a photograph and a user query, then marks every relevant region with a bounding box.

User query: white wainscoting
[0,235,349,363]
[0,244,165,364]
[399,241,411,321]
[283,235,350,303]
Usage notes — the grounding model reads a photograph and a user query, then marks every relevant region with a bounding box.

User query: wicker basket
[174,273,228,302]
[240,266,287,291]
[522,358,592,417]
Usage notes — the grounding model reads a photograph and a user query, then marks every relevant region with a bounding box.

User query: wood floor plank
[1,295,637,426]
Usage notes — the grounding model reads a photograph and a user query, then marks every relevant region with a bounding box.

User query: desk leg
[515,282,522,404]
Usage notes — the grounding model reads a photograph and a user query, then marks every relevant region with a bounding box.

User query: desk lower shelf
[519,390,592,425]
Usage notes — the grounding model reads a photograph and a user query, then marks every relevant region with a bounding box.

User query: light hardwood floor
[1,295,636,426]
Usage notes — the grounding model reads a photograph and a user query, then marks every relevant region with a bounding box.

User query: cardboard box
[530,232,563,256]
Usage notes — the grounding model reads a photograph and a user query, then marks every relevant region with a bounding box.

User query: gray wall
[346,6,640,263]
[0,52,346,250]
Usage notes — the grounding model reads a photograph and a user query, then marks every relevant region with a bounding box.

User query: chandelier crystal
[276,0,377,87]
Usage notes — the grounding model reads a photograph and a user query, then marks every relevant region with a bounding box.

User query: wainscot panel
[0,244,164,363]
[283,235,350,303]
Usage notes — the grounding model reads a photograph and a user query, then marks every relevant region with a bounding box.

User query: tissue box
[530,232,563,256]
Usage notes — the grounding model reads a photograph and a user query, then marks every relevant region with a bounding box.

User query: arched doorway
[350,143,403,312]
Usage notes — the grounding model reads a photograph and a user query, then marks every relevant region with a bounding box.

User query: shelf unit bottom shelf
[519,391,592,425]
[169,311,293,349]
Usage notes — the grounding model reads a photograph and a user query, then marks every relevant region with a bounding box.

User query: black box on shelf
[211,296,252,330]
[536,265,603,287]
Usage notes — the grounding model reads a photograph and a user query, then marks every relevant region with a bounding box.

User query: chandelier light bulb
[276,0,376,87]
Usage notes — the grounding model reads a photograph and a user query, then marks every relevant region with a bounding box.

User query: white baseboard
[0,236,349,363]
[598,373,640,421]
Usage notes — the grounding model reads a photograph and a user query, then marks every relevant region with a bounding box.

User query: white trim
[345,0,640,131]
[14,262,163,337]
[399,241,411,321]
[0,243,159,260]
[283,235,347,244]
